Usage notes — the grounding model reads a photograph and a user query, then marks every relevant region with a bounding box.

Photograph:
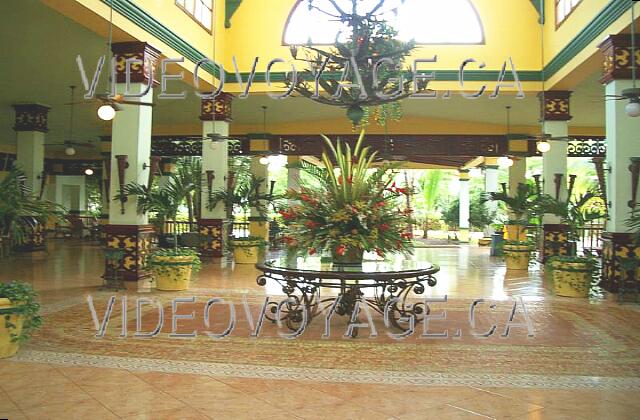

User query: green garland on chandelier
[286,0,426,126]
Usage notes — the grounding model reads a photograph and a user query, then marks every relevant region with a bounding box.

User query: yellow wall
[226,0,542,72]
[41,0,217,88]
[544,0,633,88]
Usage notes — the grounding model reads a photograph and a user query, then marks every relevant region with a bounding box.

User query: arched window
[283,0,485,45]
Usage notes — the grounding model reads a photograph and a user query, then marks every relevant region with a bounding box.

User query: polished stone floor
[0,240,638,419]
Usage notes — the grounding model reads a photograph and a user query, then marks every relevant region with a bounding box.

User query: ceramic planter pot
[504,244,531,270]
[232,240,263,264]
[550,260,593,298]
[504,225,527,242]
[150,256,196,291]
[0,298,24,358]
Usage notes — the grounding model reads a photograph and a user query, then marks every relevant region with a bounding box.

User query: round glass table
[255,255,440,335]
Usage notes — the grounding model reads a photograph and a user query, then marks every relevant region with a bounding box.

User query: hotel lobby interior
[1,0,640,418]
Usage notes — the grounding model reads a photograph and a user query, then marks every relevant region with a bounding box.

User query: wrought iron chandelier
[286,0,428,126]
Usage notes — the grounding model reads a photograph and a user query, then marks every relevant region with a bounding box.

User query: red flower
[380,224,390,232]
[387,182,398,193]
[336,244,346,256]
[376,248,385,257]
[309,247,316,255]
[346,176,353,184]
[401,232,413,239]
[279,209,296,220]
[374,201,386,208]
[305,220,320,229]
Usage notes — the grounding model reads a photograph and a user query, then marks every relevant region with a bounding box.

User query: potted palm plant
[121,158,201,291]
[542,191,605,294]
[208,173,271,264]
[0,167,66,250]
[484,183,546,270]
[0,281,42,358]
[280,132,414,265]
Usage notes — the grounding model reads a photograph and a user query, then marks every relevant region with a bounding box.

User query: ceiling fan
[44,86,94,156]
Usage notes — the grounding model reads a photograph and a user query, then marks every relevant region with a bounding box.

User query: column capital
[598,34,640,85]
[538,91,572,121]
[111,41,161,85]
[200,93,234,122]
[484,157,500,168]
[12,104,50,132]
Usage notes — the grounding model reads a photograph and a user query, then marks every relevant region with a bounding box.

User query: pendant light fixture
[98,1,117,121]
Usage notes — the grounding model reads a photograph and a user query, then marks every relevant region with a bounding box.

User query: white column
[458,170,470,242]
[542,121,569,202]
[13,104,49,195]
[484,159,499,235]
[198,93,233,259]
[108,83,153,226]
[606,79,640,232]
[509,157,526,196]
[201,121,229,220]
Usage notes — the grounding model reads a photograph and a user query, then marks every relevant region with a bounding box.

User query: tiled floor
[0,240,639,419]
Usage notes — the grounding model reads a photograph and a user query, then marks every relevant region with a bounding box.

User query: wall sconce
[567,174,577,200]
[115,155,129,214]
[38,171,47,200]
[554,173,564,200]
[227,171,236,191]
[206,170,215,196]
[269,180,276,199]
[592,157,609,212]
[145,156,161,188]
[532,174,542,195]
[628,158,640,209]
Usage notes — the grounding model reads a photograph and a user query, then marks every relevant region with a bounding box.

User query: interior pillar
[12,104,49,251]
[598,34,640,293]
[199,93,232,258]
[538,91,572,261]
[458,169,470,243]
[508,157,526,196]
[484,158,499,235]
[104,42,159,283]
[249,155,269,241]
[99,136,111,231]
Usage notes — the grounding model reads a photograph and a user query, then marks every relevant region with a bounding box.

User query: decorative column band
[12,104,50,132]
[601,232,639,293]
[200,93,234,122]
[111,41,161,85]
[540,224,571,263]
[598,34,640,84]
[104,224,154,281]
[198,219,224,258]
[538,91,572,121]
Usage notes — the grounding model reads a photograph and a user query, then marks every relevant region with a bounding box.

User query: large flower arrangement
[280,132,414,263]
